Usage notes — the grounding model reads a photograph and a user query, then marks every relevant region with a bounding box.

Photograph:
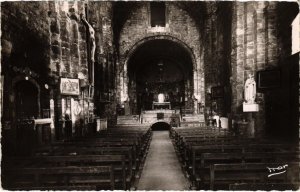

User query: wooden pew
[37,146,136,186]
[192,151,299,188]
[3,154,127,190]
[209,162,300,190]
[229,183,300,190]
[3,125,152,191]
[3,166,115,190]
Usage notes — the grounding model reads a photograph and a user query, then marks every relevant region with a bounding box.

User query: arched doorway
[14,80,39,120]
[127,38,194,114]
[151,121,171,131]
[14,79,40,155]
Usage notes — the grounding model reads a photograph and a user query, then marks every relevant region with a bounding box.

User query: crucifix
[81,3,96,122]
[81,4,95,92]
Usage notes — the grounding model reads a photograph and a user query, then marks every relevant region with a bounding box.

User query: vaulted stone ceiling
[127,39,193,83]
[112,1,141,52]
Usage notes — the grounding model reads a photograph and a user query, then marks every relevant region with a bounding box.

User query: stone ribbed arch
[124,34,197,71]
[117,2,205,112]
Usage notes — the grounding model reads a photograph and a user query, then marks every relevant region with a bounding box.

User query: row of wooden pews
[2,126,152,190]
[170,126,300,190]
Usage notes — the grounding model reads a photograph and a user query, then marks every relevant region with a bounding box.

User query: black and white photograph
[1,0,299,191]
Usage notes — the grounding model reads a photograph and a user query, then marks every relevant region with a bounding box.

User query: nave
[2,123,300,191]
[137,131,189,190]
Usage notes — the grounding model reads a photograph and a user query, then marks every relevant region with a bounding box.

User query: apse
[127,39,194,114]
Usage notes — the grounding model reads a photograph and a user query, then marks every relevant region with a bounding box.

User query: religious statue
[81,14,96,63]
[244,74,256,104]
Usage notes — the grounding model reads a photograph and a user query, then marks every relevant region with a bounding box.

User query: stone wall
[1,2,92,148]
[1,2,50,123]
[88,2,116,125]
[117,2,204,114]
[47,1,95,135]
[203,2,232,117]
[230,1,298,137]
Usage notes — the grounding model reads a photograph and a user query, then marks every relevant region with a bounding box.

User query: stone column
[69,1,81,78]
[235,2,246,111]
[256,2,266,70]
[48,1,62,140]
[266,2,278,67]
[77,3,88,84]
[59,1,72,77]
[254,2,267,137]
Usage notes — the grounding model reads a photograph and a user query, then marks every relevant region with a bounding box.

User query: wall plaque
[60,78,80,96]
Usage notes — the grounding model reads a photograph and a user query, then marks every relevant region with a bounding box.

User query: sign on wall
[60,78,80,96]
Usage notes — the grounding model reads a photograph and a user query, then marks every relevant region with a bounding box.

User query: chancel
[1,1,299,191]
[152,92,171,110]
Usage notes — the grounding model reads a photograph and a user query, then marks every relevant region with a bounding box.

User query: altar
[152,102,171,110]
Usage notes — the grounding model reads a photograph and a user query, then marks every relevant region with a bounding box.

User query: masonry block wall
[231,2,273,136]
[88,2,116,125]
[203,2,233,118]
[230,1,298,137]
[1,2,51,150]
[47,1,95,136]
[117,2,204,114]
[1,2,92,149]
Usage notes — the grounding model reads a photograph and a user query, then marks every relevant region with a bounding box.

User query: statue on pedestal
[244,74,256,104]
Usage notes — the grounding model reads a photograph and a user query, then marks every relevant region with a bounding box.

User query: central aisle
[137,130,190,190]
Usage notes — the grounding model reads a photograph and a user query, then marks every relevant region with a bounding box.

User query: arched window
[150,2,166,27]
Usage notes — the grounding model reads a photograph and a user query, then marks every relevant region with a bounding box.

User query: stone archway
[125,35,197,70]
[12,75,41,120]
[119,35,202,115]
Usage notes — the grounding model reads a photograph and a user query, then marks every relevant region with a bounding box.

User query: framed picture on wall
[211,86,224,98]
[60,78,80,96]
[257,69,281,90]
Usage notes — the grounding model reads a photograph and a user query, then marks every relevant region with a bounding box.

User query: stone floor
[137,130,190,190]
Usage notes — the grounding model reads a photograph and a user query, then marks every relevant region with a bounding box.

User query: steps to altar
[116,110,205,128]
[141,110,180,125]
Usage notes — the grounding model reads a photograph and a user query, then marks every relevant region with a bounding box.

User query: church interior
[1,1,300,190]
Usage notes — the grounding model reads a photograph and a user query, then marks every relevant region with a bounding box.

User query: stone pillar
[235,2,246,109]
[245,4,255,72]
[48,1,62,75]
[254,2,267,137]
[69,1,81,78]
[256,2,266,70]
[59,1,72,77]
[230,3,237,114]
[266,2,278,67]
[78,2,88,83]
[48,1,62,140]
